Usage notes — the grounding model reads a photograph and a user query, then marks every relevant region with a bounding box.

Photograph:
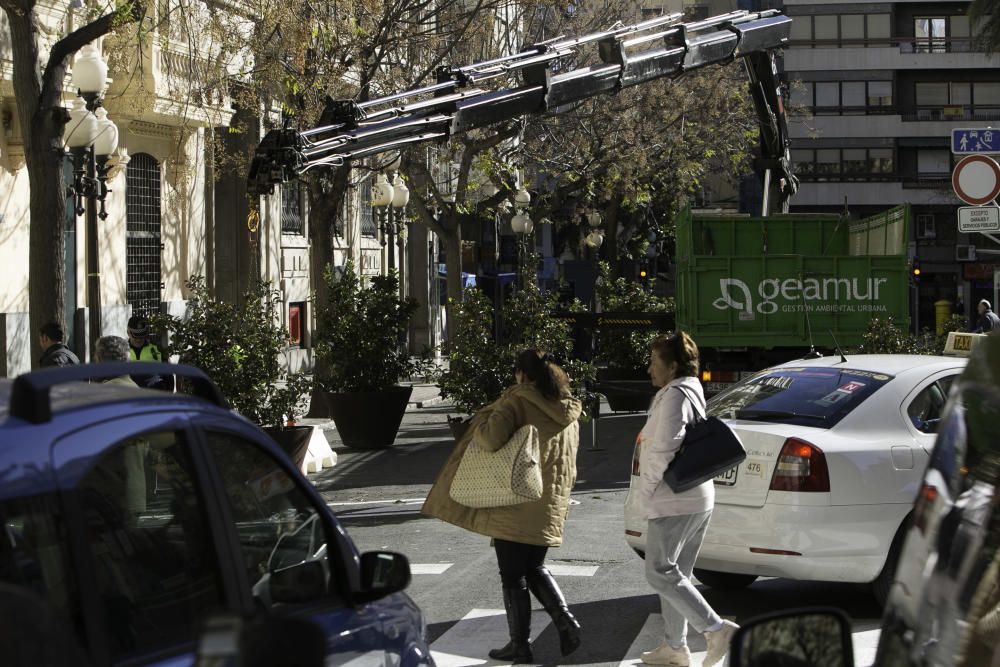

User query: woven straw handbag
[449,424,543,508]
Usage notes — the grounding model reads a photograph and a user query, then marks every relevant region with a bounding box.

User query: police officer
[127,315,175,391]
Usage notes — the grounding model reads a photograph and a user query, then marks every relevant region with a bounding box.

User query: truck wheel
[693,569,758,589]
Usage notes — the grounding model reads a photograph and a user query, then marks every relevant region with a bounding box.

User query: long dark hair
[515,349,571,400]
[650,332,700,378]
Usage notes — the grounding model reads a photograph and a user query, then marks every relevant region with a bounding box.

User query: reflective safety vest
[130,343,163,362]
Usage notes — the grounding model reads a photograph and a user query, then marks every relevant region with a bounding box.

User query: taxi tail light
[769,438,830,493]
[703,370,738,383]
[913,483,939,534]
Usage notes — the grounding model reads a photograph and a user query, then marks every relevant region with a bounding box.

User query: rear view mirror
[730,608,854,667]
[356,551,411,603]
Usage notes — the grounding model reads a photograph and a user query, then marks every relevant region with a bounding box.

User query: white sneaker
[640,641,691,666]
[703,620,739,667]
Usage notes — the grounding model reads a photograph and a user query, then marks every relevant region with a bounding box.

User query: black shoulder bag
[662,386,747,493]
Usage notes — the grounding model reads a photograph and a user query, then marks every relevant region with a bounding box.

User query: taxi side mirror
[730,608,854,667]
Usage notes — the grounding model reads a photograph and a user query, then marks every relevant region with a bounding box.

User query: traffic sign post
[952,154,1000,206]
[953,128,1000,154]
[958,206,1000,233]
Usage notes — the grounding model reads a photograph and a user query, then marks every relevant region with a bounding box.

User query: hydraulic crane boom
[247,9,798,215]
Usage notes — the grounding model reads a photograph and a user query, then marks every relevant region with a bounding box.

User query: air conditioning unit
[956,244,977,262]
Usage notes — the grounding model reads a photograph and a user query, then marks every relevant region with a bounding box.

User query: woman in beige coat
[423,349,583,663]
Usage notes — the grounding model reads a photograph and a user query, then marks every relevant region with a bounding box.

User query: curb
[412,395,446,408]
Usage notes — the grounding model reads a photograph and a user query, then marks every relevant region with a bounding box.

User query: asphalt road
[310,405,883,667]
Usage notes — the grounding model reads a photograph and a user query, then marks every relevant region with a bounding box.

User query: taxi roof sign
[943,331,988,357]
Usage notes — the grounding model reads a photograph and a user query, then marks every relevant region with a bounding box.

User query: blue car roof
[0,375,242,498]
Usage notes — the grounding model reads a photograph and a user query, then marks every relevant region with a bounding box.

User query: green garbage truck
[675,204,911,394]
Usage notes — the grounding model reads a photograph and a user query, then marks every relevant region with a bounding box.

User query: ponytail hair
[515,349,571,400]
[650,332,700,378]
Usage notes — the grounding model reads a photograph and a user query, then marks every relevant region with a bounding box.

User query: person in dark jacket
[38,322,80,368]
[973,300,1000,334]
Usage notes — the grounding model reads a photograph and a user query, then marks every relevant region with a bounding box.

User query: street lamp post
[511,187,533,282]
[64,41,118,359]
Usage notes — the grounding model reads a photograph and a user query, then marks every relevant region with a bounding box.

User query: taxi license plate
[714,466,738,486]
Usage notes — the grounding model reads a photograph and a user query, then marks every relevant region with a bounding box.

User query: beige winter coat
[422,383,583,546]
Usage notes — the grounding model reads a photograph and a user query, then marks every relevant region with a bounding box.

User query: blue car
[0,362,433,667]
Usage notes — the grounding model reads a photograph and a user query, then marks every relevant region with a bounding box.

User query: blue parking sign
[953,128,1000,154]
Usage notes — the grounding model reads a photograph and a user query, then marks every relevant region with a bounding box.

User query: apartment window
[815,15,838,41]
[868,81,893,106]
[917,149,951,176]
[870,148,894,174]
[976,82,1000,107]
[816,149,840,177]
[796,80,893,113]
[916,83,950,106]
[281,180,304,235]
[816,82,840,111]
[917,214,937,239]
[867,14,891,40]
[842,82,866,113]
[841,15,864,46]
[359,177,377,238]
[788,14,891,46]
[288,302,304,346]
[842,149,868,178]
[915,17,948,53]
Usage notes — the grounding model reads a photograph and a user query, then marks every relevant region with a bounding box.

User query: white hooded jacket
[636,375,715,519]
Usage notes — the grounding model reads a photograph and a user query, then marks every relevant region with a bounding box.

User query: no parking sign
[952,154,1000,206]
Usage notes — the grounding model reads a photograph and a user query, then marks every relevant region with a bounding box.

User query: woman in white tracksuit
[635,333,738,667]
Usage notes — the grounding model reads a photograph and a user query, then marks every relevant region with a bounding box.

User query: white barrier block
[303,426,337,474]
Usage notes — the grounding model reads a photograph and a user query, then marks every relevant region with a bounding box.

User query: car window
[77,431,225,659]
[708,367,894,428]
[0,494,80,643]
[203,431,344,609]
[907,382,947,433]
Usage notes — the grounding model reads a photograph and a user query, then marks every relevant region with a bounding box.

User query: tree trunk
[6,9,68,367]
[308,167,351,378]
[441,221,462,340]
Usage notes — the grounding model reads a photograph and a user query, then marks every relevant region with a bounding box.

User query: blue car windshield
[707,367,895,429]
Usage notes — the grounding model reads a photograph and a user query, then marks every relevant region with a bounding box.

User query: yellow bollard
[935,299,952,335]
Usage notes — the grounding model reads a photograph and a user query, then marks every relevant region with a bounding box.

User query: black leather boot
[527,566,581,656]
[489,585,533,663]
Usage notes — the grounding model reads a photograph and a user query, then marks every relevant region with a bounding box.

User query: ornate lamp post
[64,41,118,358]
[372,168,409,272]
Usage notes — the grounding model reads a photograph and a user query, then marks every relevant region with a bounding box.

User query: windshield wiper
[734,409,826,421]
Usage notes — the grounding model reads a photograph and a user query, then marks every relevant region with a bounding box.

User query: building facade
[783,0,1000,330]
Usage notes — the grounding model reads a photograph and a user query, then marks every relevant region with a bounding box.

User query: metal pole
[387,207,396,271]
[86,147,101,360]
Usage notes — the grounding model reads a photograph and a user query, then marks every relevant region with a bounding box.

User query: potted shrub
[153,276,315,464]
[435,288,509,441]
[314,261,419,449]
[593,261,673,411]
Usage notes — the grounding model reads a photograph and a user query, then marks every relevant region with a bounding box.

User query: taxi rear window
[707,367,894,429]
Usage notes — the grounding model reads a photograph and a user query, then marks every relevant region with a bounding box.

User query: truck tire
[693,569,758,589]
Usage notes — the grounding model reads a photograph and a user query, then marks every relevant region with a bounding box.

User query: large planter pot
[324,386,413,450]
[263,425,314,469]
[595,367,657,413]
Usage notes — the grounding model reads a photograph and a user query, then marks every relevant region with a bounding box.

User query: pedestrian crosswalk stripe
[853,628,881,667]
[430,608,551,667]
[546,564,599,577]
[411,563,454,574]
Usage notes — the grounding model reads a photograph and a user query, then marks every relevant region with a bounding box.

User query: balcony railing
[901,106,1000,122]
[788,37,981,53]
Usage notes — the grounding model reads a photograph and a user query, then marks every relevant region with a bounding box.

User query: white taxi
[624,354,968,605]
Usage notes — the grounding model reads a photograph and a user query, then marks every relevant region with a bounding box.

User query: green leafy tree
[153,276,311,428]
[971,0,1000,52]
[856,316,936,355]
[436,288,509,414]
[314,261,419,393]
[594,261,675,371]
